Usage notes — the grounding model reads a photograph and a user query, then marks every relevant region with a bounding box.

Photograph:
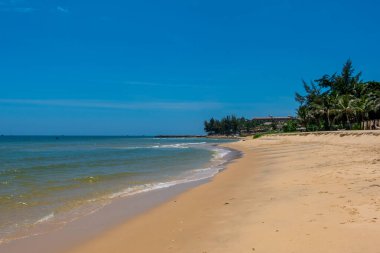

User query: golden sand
[66,131,380,253]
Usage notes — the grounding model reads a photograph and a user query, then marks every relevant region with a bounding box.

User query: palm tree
[352,95,373,122]
[295,60,380,131]
[310,93,338,130]
[334,95,356,129]
[370,91,380,112]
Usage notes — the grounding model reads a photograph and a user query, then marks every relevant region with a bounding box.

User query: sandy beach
[58,131,380,253]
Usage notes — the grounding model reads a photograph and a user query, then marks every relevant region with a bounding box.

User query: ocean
[0,136,237,244]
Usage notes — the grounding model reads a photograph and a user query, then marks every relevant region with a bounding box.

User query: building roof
[252,116,294,121]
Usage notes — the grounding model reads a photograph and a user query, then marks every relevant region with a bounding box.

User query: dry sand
[66,131,380,253]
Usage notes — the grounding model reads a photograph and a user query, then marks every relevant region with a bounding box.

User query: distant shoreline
[154,135,206,138]
[154,135,239,139]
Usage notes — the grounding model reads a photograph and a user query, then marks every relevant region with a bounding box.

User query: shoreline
[66,131,380,253]
[0,180,209,253]
[3,131,380,252]
[0,145,241,253]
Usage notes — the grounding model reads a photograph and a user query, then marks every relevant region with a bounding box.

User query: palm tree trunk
[346,112,351,129]
[327,110,331,130]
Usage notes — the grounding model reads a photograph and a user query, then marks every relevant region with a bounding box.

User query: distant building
[252,116,295,123]
[252,116,295,132]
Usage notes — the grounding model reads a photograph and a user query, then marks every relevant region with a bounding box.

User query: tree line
[204,116,298,135]
[204,116,257,135]
[204,60,380,136]
[295,59,380,131]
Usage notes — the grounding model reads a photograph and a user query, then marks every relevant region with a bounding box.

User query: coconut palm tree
[352,95,374,122]
[333,95,356,129]
[295,60,380,131]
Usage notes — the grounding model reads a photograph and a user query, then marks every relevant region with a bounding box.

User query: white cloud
[56,6,68,13]
[13,6,33,12]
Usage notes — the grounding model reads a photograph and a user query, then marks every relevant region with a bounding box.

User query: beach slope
[66,131,380,253]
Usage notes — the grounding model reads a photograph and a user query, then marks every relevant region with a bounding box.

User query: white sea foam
[108,146,233,200]
[152,142,207,149]
[34,213,54,224]
[114,142,207,150]
[0,142,236,246]
[212,149,230,159]
[109,181,182,199]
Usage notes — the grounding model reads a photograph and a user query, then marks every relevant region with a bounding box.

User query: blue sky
[1,0,380,135]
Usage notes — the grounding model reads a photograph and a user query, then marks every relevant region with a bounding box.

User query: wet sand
[0,179,210,253]
[64,131,380,253]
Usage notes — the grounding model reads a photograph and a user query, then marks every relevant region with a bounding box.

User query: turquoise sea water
[0,136,236,244]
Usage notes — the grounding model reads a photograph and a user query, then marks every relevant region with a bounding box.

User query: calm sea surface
[0,136,236,244]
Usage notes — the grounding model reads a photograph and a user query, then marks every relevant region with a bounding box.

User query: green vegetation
[282,119,298,132]
[204,60,380,136]
[253,133,263,139]
[204,115,295,136]
[204,115,257,136]
[295,59,380,131]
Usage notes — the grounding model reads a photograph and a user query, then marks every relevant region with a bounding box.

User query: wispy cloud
[10,0,26,4]
[123,81,211,89]
[13,6,33,12]
[0,99,223,111]
[0,0,36,13]
[0,1,70,14]
[56,6,68,13]
[0,6,35,12]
